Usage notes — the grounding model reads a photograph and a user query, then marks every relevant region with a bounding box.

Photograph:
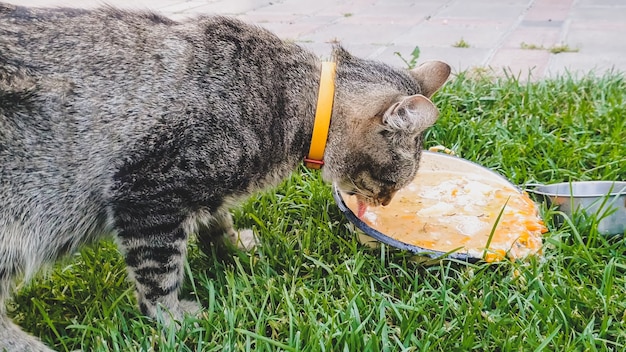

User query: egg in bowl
[335,151,547,262]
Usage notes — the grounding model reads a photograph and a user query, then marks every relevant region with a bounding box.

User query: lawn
[9,70,626,351]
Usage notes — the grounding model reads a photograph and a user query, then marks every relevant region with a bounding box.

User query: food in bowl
[336,152,547,262]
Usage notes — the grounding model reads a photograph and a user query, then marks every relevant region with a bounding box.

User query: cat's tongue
[357,198,368,219]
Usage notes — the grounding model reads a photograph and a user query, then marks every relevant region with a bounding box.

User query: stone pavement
[7,0,626,80]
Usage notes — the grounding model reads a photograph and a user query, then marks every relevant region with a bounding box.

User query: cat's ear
[382,94,439,134]
[409,61,451,98]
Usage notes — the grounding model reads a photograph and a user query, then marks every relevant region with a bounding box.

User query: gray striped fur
[0,3,450,350]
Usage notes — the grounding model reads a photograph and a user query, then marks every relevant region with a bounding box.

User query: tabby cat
[0,3,450,351]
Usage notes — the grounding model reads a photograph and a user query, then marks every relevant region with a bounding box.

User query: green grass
[395,46,421,71]
[549,44,579,54]
[452,38,470,48]
[520,42,580,54]
[9,71,626,351]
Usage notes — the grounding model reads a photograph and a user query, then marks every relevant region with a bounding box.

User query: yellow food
[342,171,547,261]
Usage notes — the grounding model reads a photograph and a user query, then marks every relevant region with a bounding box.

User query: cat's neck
[273,49,326,166]
[304,61,336,169]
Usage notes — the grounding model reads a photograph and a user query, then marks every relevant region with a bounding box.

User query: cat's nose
[380,191,397,206]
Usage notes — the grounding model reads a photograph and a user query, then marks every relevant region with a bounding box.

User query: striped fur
[0,2,449,350]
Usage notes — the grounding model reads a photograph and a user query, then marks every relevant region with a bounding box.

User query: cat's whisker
[345,178,366,196]
[345,178,374,202]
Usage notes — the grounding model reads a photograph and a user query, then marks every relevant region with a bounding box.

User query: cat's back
[0,2,179,66]
[0,4,199,217]
[0,2,186,134]
[0,3,300,140]
[1,3,315,160]
[0,3,315,204]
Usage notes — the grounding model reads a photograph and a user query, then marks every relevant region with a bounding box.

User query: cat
[0,2,450,351]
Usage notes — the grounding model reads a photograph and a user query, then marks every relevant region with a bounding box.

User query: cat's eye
[378,178,396,185]
[379,130,391,138]
[374,176,396,186]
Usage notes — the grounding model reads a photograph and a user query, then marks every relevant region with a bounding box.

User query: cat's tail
[0,312,55,352]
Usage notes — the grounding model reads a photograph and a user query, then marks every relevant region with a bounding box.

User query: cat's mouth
[347,192,396,219]
[337,180,398,218]
[341,190,369,218]
[356,195,369,218]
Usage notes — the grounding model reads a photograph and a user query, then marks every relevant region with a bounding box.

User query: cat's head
[323,47,450,208]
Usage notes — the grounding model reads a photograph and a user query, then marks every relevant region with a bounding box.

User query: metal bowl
[527,181,626,235]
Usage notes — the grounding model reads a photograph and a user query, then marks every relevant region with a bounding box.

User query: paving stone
[519,20,564,28]
[117,0,199,11]
[251,0,346,15]
[253,20,329,41]
[569,4,626,21]
[488,48,551,81]
[394,19,512,49]
[6,0,626,77]
[237,11,301,23]
[503,26,562,49]
[4,0,103,8]
[567,19,626,32]
[301,21,413,47]
[437,1,529,20]
[576,0,626,6]
[158,1,208,14]
[337,1,439,26]
[313,0,378,18]
[376,45,491,74]
[565,24,626,53]
[524,0,573,22]
[182,0,272,15]
[547,52,626,78]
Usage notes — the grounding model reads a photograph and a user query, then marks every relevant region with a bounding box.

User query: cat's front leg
[196,208,259,252]
[114,212,200,326]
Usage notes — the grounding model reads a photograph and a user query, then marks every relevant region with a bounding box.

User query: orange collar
[304,61,336,169]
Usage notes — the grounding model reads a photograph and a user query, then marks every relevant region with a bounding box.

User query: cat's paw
[155,299,202,328]
[0,318,56,352]
[179,299,202,317]
[227,229,259,251]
